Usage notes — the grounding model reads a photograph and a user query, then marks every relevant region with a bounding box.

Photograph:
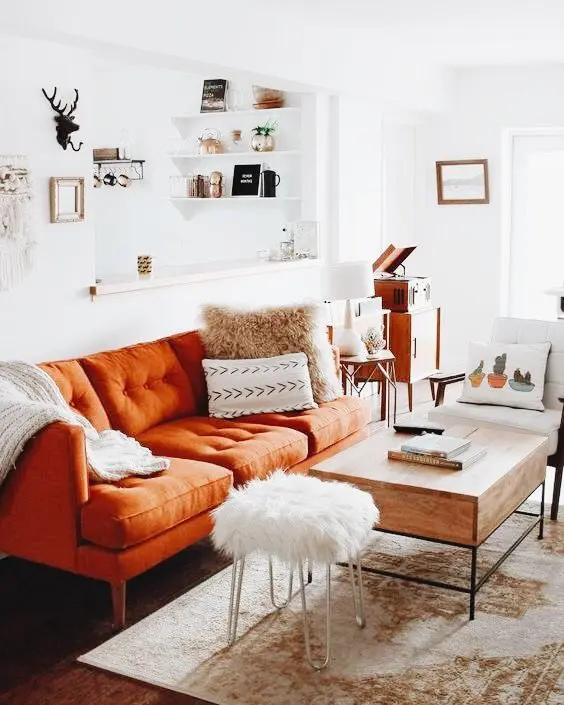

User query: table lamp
[323,260,374,356]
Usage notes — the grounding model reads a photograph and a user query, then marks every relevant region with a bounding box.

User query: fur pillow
[200,303,342,404]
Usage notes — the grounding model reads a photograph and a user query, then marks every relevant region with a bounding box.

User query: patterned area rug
[80,517,564,705]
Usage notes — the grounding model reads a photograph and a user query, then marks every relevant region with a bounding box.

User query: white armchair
[429,317,564,521]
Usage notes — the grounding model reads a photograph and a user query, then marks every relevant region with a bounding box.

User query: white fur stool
[211,470,379,669]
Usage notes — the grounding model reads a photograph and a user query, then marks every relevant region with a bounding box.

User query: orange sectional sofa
[0,330,370,627]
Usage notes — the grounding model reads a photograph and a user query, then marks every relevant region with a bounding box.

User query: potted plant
[468,360,485,387]
[251,119,278,152]
[509,368,535,392]
[487,353,508,388]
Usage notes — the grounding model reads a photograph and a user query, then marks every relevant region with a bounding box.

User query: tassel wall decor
[0,155,35,291]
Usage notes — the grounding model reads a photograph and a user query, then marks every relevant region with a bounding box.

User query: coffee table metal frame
[348,481,545,620]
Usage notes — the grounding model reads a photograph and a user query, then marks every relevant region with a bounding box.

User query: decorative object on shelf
[93,148,119,161]
[93,174,102,188]
[41,87,83,152]
[137,254,153,277]
[361,324,387,356]
[291,221,319,259]
[93,158,145,184]
[118,128,132,160]
[226,86,244,112]
[0,154,34,291]
[49,177,84,224]
[251,120,278,152]
[228,129,244,152]
[198,128,224,155]
[232,164,261,196]
[209,171,224,198]
[259,167,280,197]
[252,85,286,109]
[200,79,228,113]
[323,261,375,356]
[436,159,489,205]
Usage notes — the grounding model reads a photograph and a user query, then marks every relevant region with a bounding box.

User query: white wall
[0,35,321,362]
[414,66,564,369]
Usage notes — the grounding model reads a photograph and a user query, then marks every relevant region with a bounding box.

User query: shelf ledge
[172,107,301,120]
[90,258,320,297]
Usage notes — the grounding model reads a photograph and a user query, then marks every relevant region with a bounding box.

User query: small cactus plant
[493,353,507,376]
[471,360,484,376]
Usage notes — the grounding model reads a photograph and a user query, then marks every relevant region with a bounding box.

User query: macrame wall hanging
[0,155,35,291]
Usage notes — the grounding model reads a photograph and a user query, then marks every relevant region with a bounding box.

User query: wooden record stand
[373,245,440,412]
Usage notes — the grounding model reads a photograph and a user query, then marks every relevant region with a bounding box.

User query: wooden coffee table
[310,424,548,619]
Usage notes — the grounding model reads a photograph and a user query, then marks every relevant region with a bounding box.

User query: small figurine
[209,171,223,198]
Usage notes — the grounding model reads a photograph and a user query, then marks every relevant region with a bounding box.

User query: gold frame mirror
[49,176,85,223]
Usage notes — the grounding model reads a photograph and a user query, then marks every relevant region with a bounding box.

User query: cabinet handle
[413,337,417,358]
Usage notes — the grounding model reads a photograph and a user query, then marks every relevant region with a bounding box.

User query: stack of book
[388,433,486,470]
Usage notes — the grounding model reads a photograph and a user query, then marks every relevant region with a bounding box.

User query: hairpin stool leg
[227,557,245,645]
[298,562,331,670]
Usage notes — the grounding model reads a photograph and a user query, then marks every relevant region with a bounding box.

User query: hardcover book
[231,164,261,196]
[200,79,228,113]
[388,445,487,471]
[400,433,471,459]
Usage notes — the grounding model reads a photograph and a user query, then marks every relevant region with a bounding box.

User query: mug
[93,174,103,188]
[117,174,131,188]
[103,173,117,186]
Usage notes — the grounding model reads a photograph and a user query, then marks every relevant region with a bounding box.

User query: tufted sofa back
[491,317,564,410]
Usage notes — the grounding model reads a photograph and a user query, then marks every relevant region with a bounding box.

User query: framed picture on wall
[436,159,490,205]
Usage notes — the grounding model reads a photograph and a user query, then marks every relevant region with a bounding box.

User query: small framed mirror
[49,177,85,223]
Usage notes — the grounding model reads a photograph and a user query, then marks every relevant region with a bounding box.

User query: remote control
[393,422,445,435]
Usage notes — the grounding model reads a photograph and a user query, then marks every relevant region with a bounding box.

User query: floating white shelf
[168,150,301,159]
[172,107,301,120]
[166,196,301,202]
[90,257,320,297]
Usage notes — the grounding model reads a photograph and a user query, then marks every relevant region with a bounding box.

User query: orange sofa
[0,330,370,628]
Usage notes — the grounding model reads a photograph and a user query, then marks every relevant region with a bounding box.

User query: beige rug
[80,517,564,704]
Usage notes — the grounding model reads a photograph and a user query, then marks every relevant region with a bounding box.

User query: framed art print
[436,159,489,205]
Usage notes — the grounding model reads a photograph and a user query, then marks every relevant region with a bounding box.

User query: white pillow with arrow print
[202,352,318,419]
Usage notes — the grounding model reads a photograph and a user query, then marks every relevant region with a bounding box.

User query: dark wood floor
[0,539,229,704]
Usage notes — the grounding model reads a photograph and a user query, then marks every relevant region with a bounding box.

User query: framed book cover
[200,79,228,113]
[231,164,261,196]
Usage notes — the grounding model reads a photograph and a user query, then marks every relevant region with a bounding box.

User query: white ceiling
[281,0,564,67]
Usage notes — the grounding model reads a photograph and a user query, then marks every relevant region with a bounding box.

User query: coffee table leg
[469,547,477,620]
[539,480,545,540]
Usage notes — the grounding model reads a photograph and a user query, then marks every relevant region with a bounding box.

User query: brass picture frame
[436,159,489,205]
[49,177,85,223]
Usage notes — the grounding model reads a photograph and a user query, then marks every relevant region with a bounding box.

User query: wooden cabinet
[389,308,441,411]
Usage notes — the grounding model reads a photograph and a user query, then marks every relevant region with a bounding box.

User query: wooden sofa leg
[550,465,562,521]
[111,581,126,630]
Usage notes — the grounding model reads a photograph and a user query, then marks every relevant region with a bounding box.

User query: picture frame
[436,159,489,205]
[49,177,85,223]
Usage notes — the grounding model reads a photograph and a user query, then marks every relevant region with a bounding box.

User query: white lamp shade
[323,261,374,301]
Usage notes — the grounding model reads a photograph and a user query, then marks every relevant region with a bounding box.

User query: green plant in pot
[468,359,485,387]
[509,368,535,392]
[487,352,508,388]
[251,119,278,152]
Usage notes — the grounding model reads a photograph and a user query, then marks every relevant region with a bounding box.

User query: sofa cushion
[80,340,197,437]
[137,417,309,485]
[39,360,111,432]
[428,402,561,455]
[81,458,232,550]
[243,397,370,454]
[168,331,208,414]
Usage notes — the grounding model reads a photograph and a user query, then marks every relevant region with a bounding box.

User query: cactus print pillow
[459,341,551,411]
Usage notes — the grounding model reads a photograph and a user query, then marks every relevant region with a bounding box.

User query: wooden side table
[340,350,397,425]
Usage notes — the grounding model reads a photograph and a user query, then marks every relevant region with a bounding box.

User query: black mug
[103,172,117,186]
[260,169,281,198]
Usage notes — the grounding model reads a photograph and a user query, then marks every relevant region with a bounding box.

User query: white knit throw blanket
[0,361,170,487]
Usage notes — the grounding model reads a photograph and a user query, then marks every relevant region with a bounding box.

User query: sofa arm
[0,421,90,569]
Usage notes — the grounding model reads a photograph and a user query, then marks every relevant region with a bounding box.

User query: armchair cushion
[429,402,561,455]
[459,341,551,411]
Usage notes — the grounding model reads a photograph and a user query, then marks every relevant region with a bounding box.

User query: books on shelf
[388,445,487,471]
[400,433,471,459]
[200,79,228,113]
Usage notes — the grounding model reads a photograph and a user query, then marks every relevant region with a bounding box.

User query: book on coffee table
[388,444,487,471]
[401,433,471,459]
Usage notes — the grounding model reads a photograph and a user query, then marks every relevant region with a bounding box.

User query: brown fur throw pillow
[200,303,342,404]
